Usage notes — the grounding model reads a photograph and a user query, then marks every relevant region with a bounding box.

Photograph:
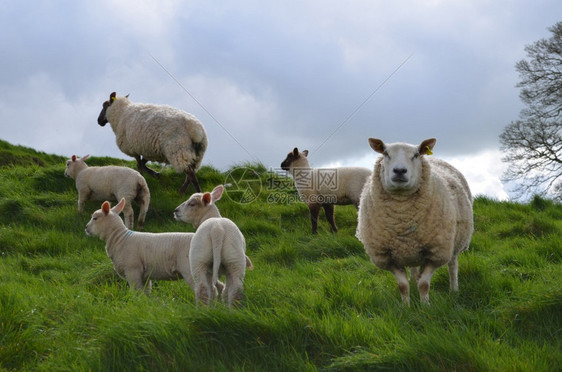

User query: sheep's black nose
[393,167,407,175]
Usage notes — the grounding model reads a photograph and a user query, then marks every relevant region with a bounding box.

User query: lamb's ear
[419,138,437,155]
[302,150,309,157]
[81,154,90,161]
[112,198,126,214]
[125,93,130,99]
[292,147,299,157]
[211,185,224,202]
[110,92,116,102]
[369,138,385,154]
[102,201,111,215]
[202,192,212,206]
[72,155,77,162]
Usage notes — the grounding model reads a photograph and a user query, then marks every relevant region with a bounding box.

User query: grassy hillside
[0,139,560,371]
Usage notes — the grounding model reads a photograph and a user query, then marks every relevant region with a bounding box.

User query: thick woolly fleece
[357,156,473,271]
[105,96,207,172]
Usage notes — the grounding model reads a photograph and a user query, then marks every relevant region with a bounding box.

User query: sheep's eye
[413,153,420,160]
[92,217,97,221]
[383,151,390,159]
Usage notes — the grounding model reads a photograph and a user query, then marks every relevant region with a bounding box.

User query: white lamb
[85,198,220,295]
[97,92,208,193]
[174,185,253,307]
[356,138,473,305]
[65,154,150,229]
[281,147,371,234]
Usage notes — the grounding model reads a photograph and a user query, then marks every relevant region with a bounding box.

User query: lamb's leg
[418,264,438,305]
[224,272,244,308]
[390,266,410,305]
[134,155,160,178]
[122,201,135,229]
[126,270,151,294]
[323,204,338,233]
[308,203,322,234]
[448,255,459,292]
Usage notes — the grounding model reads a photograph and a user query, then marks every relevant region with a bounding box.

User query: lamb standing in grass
[281,147,371,234]
[65,154,150,229]
[97,92,208,193]
[85,198,214,295]
[356,138,473,305]
[174,185,253,307]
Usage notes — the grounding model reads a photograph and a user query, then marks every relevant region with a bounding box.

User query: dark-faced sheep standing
[97,92,208,193]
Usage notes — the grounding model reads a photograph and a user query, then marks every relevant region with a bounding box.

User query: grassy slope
[0,139,560,371]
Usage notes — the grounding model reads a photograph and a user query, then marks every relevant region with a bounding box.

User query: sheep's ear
[110,92,116,102]
[302,150,309,157]
[292,147,299,157]
[369,138,385,154]
[125,93,130,98]
[72,155,77,162]
[419,138,437,155]
[211,185,224,202]
[112,198,126,214]
[202,192,212,206]
[102,201,111,215]
[81,154,90,161]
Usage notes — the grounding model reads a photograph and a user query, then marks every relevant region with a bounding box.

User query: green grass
[0,139,561,371]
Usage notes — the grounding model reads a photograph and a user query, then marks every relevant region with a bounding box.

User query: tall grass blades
[0,140,560,371]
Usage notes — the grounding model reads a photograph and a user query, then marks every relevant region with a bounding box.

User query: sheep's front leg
[418,264,438,305]
[390,266,410,305]
[322,204,338,233]
[134,155,160,178]
[308,203,322,234]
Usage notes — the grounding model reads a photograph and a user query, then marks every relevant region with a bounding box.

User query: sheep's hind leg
[448,255,459,292]
[135,155,160,178]
[390,266,410,305]
[323,204,338,233]
[179,166,200,194]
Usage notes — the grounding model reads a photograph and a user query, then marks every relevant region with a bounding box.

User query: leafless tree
[500,22,562,200]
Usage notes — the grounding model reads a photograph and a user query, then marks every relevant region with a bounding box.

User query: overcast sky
[1,1,560,200]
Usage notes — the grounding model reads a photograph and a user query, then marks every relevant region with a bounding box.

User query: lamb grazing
[65,154,150,229]
[97,92,208,193]
[280,147,371,234]
[174,185,253,307]
[85,198,213,295]
[356,138,473,305]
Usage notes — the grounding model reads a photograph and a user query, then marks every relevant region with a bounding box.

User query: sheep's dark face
[97,92,117,126]
[281,147,308,171]
[97,101,110,126]
[369,138,436,194]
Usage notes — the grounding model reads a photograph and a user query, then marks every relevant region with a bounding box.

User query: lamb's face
[368,138,436,194]
[85,210,109,238]
[174,194,204,225]
[85,199,126,238]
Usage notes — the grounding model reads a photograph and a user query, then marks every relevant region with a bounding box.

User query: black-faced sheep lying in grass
[65,154,150,229]
[356,138,473,305]
[281,147,371,234]
[174,185,253,308]
[97,92,208,193]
